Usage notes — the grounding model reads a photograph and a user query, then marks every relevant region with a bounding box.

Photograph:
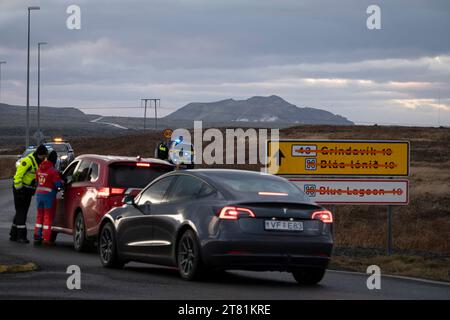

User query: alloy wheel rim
[179,236,195,275]
[75,216,83,247]
[100,228,113,263]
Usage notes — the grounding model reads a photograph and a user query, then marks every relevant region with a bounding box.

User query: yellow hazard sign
[163,128,173,139]
[267,140,410,176]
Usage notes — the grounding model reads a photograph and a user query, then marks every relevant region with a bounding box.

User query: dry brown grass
[330,255,450,282]
[0,158,16,179]
[1,125,448,254]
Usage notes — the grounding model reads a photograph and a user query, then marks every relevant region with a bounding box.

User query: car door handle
[116,215,123,220]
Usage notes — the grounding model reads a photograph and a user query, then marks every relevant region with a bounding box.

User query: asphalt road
[0,179,449,300]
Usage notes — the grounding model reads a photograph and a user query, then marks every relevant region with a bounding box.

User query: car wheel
[292,268,326,285]
[177,229,206,280]
[73,212,90,252]
[99,223,124,268]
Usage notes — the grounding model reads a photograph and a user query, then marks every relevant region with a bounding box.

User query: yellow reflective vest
[13,153,38,189]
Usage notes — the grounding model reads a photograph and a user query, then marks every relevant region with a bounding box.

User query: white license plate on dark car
[264,220,303,231]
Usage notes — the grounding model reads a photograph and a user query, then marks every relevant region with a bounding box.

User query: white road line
[328,269,450,286]
[90,116,128,130]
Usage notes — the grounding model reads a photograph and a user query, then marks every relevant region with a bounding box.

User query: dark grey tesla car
[98,169,333,284]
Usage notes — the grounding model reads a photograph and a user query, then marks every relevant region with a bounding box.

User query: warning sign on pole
[290,179,409,205]
[267,140,410,176]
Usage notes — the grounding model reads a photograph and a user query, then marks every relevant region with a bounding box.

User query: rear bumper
[205,253,330,271]
[201,236,333,271]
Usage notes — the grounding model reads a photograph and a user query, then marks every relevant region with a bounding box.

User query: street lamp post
[37,42,47,137]
[0,61,6,103]
[26,6,40,148]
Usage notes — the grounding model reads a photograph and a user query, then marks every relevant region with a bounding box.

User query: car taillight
[258,191,288,196]
[218,206,255,220]
[311,210,333,223]
[136,162,151,167]
[97,187,126,198]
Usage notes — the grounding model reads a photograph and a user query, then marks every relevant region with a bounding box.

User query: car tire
[99,223,124,268]
[292,268,326,285]
[177,229,206,280]
[73,212,91,252]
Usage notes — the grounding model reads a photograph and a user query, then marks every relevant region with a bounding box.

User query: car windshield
[108,163,173,189]
[171,143,193,151]
[45,143,68,152]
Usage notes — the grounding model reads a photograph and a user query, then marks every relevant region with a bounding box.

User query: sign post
[268,139,410,256]
[387,205,393,256]
[267,140,410,176]
[289,179,409,205]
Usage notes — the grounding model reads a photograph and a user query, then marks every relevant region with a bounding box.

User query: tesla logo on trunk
[283,208,288,214]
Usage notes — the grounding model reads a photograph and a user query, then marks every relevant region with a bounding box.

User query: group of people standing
[9,144,63,245]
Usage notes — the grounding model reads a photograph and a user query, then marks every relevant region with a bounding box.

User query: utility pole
[0,61,6,103]
[37,42,47,138]
[26,6,40,148]
[141,98,160,131]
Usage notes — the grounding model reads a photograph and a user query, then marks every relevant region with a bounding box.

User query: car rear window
[211,172,310,201]
[108,162,173,188]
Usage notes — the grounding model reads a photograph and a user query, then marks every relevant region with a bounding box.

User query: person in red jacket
[34,151,63,245]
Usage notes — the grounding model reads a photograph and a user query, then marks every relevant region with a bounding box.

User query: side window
[89,163,99,182]
[62,161,79,182]
[168,175,214,203]
[72,160,92,183]
[137,176,175,205]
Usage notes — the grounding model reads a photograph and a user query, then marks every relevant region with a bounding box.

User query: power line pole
[141,98,160,131]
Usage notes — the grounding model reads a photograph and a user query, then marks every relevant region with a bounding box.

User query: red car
[51,154,174,251]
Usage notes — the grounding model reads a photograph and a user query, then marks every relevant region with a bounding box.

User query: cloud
[0,0,449,126]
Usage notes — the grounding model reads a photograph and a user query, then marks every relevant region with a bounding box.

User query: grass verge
[0,262,38,274]
[330,254,450,283]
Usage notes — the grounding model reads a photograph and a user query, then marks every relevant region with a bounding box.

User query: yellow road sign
[163,128,173,139]
[267,140,410,176]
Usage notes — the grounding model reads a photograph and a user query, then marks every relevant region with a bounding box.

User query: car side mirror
[123,195,135,206]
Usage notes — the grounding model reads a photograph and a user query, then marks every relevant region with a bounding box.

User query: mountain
[165,95,353,125]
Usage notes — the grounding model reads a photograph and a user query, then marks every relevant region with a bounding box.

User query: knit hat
[35,144,48,156]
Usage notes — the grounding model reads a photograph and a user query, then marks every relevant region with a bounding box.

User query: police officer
[156,139,169,160]
[9,144,48,243]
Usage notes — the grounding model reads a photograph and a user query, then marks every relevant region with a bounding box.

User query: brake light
[111,188,126,195]
[311,210,333,223]
[219,206,255,220]
[97,187,126,198]
[136,162,151,167]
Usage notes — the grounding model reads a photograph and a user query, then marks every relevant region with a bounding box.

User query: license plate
[264,220,303,232]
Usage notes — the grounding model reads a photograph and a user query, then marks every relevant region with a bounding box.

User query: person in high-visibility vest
[156,140,169,160]
[10,144,48,243]
[34,151,63,245]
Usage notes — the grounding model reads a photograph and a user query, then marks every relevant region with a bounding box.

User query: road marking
[329,269,450,286]
[90,116,128,130]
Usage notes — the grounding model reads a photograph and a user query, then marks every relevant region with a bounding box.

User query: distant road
[0,179,449,299]
[90,116,128,130]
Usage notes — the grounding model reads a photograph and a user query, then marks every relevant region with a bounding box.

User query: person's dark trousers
[10,186,34,242]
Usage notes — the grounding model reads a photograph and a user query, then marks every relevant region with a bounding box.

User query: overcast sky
[0,0,449,126]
